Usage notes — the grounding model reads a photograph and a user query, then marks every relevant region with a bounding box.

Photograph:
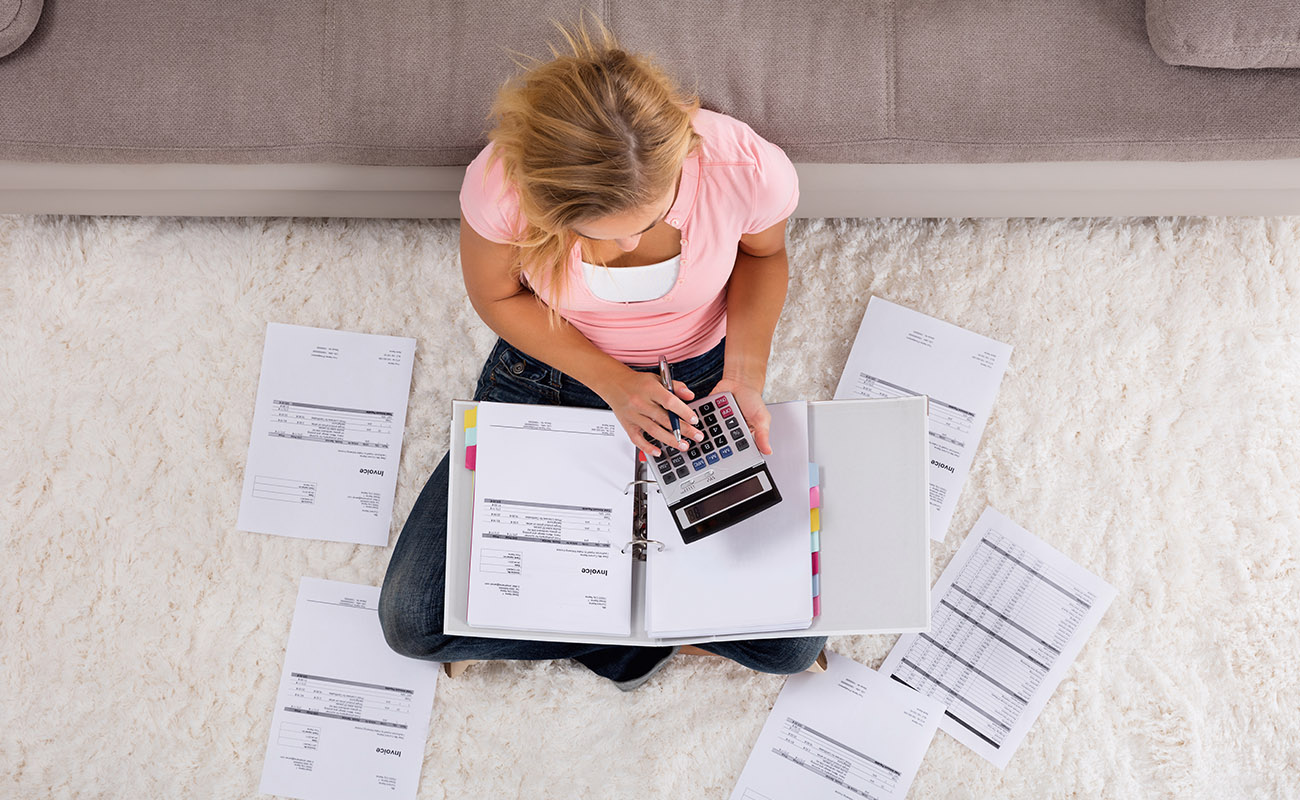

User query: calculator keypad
[649,391,756,495]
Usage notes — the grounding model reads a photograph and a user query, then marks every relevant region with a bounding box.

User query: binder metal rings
[621,538,666,555]
[623,478,659,495]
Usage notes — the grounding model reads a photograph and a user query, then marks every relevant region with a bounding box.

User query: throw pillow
[1146,0,1300,69]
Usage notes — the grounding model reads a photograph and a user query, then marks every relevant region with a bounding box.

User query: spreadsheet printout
[237,323,415,545]
[729,652,942,800]
[880,508,1116,769]
[833,296,1012,542]
[259,578,439,800]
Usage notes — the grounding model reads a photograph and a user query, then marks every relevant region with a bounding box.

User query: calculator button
[670,454,685,467]
[708,424,722,437]
[676,466,690,478]
[725,417,740,429]
[663,471,677,484]
[713,435,727,447]
[703,413,718,425]
[720,407,733,418]
[699,402,715,414]
[700,440,714,453]
[736,439,750,451]
[719,446,733,458]
[687,446,701,459]
[716,396,729,407]
[730,428,745,441]
[656,459,672,473]
[705,452,720,465]
[692,458,707,471]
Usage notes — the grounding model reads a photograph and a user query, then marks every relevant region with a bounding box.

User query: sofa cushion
[1146,0,1300,69]
[0,0,42,58]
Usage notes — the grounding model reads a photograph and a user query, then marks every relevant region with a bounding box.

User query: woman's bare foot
[679,645,722,657]
[444,660,478,678]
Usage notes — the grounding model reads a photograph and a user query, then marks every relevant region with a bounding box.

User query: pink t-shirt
[459,108,799,365]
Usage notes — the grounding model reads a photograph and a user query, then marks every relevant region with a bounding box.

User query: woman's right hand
[596,368,705,458]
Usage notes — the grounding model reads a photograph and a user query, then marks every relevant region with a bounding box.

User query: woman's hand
[596,368,705,457]
[709,377,773,455]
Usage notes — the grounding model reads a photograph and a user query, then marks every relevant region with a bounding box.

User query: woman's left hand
[708,377,773,455]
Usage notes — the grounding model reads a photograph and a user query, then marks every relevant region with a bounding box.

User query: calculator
[647,391,783,544]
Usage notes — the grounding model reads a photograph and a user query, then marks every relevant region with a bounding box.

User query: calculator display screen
[684,476,764,522]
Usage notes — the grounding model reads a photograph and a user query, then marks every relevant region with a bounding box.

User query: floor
[1,214,1297,798]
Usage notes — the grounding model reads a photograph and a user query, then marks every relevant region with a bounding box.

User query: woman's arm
[460,219,702,455]
[713,218,791,454]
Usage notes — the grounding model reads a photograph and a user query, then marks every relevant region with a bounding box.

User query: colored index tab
[464,445,477,470]
[810,530,820,552]
[809,485,820,509]
[808,462,819,488]
[464,407,477,429]
[465,427,477,447]
[810,507,820,533]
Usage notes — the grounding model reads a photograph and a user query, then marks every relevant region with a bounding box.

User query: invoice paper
[880,508,1116,769]
[833,297,1011,542]
[467,403,635,636]
[259,578,438,800]
[729,651,943,800]
[237,323,415,546]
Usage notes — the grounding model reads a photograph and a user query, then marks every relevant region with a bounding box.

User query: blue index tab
[464,427,477,446]
[808,462,819,488]
[811,573,821,597]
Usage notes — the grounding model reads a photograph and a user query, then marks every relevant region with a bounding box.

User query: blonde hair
[486,17,701,320]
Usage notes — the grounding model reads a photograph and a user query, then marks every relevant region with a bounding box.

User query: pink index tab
[812,551,820,574]
[809,485,820,509]
[813,595,821,617]
[465,445,477,470]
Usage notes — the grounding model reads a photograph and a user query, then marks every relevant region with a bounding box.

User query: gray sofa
[2,0,1299,218]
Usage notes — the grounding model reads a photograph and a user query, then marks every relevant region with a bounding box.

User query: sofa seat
[2,0,1299,217]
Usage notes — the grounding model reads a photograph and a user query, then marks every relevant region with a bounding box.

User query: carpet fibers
[1,215,1298,798]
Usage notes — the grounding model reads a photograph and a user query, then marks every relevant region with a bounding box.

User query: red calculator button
[716,396,729,407]
[720,407,733,418]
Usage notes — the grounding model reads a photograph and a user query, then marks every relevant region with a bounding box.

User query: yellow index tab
[464,407,477,429]
[810,508,820,533]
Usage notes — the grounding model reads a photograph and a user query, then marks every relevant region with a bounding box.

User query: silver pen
[658,354,682,444]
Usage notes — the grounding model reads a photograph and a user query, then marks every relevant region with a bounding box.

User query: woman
[379,22,825,691]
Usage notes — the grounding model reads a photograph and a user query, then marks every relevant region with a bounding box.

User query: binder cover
[443,397,930,646]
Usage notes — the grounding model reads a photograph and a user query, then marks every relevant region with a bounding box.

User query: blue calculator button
[719,446,733,458]
[692,458,707,471]
[705,452,720,465]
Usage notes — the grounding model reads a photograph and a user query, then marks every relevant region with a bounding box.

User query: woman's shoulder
[460,142,526,244]
[690,108,785,167]
[690,109,799,233]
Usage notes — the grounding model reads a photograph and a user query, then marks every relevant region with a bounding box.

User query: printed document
[834,297,1011,541]
[467,403,635,636]
[880,508,1116,769]
[237,323,415,545]
[644,401,813,638]
[730,651,942,800]
[259,578,439,800]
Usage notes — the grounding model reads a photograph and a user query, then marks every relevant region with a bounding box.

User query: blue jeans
[378,337,827,686]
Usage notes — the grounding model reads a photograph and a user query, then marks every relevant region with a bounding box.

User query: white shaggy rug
[2,214,1298,799]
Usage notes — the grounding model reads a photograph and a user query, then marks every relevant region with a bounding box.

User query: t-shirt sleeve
[745,131,800,235]
[459,144,526,244]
